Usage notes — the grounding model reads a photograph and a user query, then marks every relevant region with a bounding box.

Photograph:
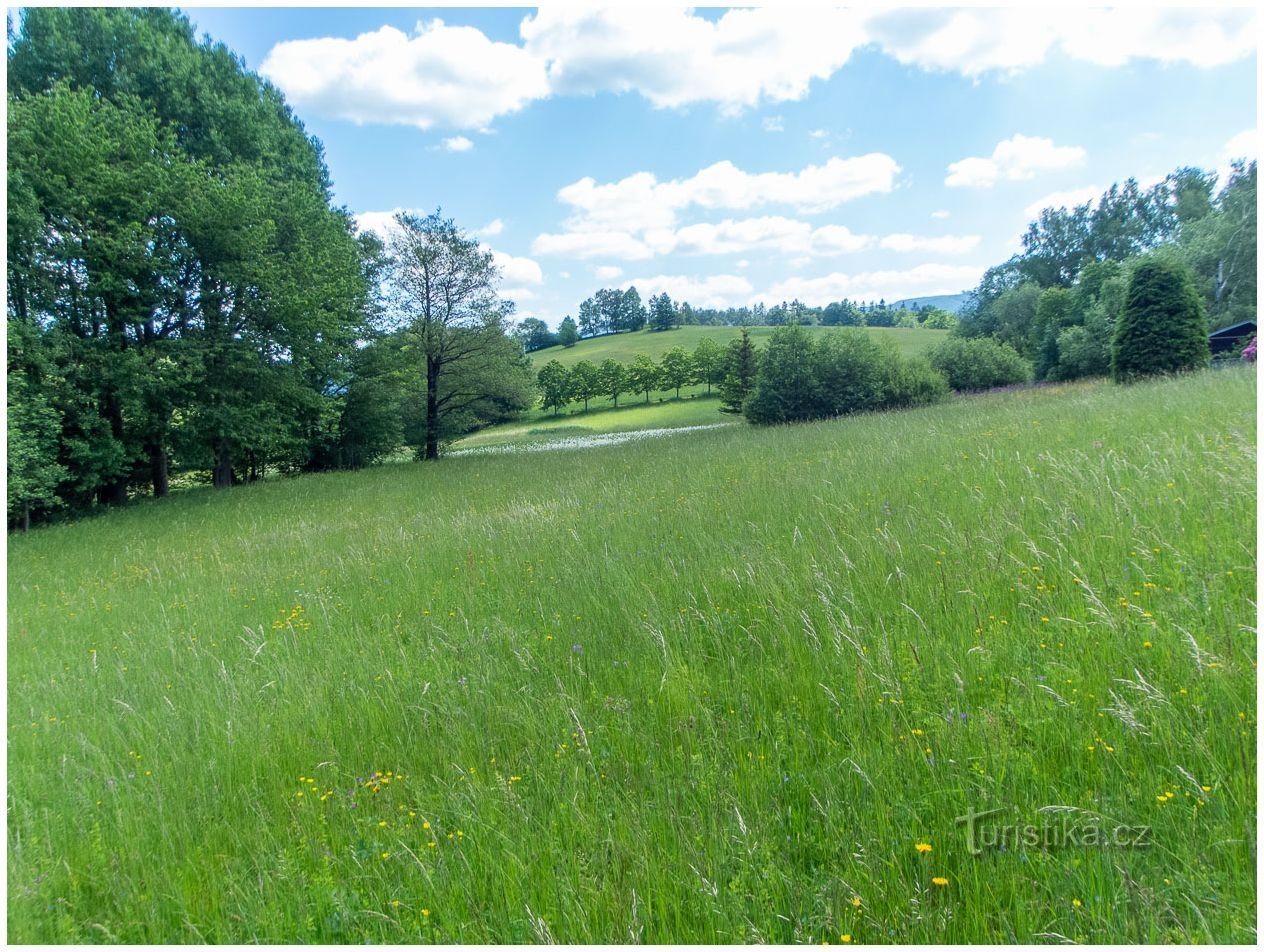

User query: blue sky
[178,5,1258,326]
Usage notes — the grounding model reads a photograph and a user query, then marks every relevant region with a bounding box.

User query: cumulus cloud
[865,7,1256,76]
[1022,185,1104,220]
[490,250,544,286]
[476,218,505,237]
[595,265,624,280]
[766,262,986,305]
[259,20,549,130]
[946,134,1086,188]
[442,136,474,152]
[762,115,784,133]
[261,9,1257,133]
[621,274,756,309]
[534,154,901,254]
[930,209,951,219]
[520,7,865,115]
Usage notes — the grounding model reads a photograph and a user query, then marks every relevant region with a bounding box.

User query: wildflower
[851,896,862,908]
[422,909,431,918]
[423,821,431,830]
[1072,899,1083,908]
[915,842,933,853]
[381,852,390,860]
[932,877,949,887]
[841,935,852,943]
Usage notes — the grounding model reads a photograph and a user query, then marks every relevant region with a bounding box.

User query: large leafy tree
[8,6,368,500]
[691,337,724,394]
[537,359,571,415]
[658,346,694,398]
[628,354,660,404]
[600,358,628,408]
[567,359,601,411]
[385,210,522,460]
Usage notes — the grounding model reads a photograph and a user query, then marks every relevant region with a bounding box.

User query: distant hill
[531,324,948,368]
[889,292,971,314]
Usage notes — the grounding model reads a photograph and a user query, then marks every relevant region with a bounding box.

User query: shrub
[1111,260,1210,382]
[927,337,1033,391]
[744,328,949,424]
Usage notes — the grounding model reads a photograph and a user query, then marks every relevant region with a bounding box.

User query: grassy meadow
[7,368,1256,943]
[533,324,946,368]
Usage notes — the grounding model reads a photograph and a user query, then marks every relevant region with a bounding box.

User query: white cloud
[477,218,505,237]
[490,250,543,286]
[1223,129,1258,160]
[353,208,410,237]
[766,263,986,305]
[536,154,900,251]
[442,135,474,152]
[501,287,539,303]
[259,20,549,130]
[520,7,866,115]
[762,115,784,133]
[622,274,756,309]
[878,233,981,255]
[1023,185,1104,220]
[865,8,1257,77]
[595,265,624,280]
[930,209,951,219]
[809,128,830,139]
[262,9,1256,134]
[946,134,1086,188]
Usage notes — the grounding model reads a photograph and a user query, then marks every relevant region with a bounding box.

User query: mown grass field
[7,368,1256,943]
[532,324,946,368]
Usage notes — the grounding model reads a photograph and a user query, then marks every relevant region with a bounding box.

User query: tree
[594,288,622,335]
[557,315,580,348]
[1112,260,1210,382]
[628,354,660,404]
[600,358,628,408]
[537,359,571,415]
[577,296,601,338]
[620,286,648,332]
[516,317,558,352]
[720,328,759,413]
[568,359,601,411]
[743,325,819,423]
[658,346,694,398]
[386,210,518,459]
[7,318,67,530]
[649,292,677,331]
[691,337,724,394]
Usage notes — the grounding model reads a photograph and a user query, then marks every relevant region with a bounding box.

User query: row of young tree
[955,161,1256,381]
[534,332,760,415]
[6,8,535,528]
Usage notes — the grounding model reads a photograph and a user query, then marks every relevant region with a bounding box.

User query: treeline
[516,291,956,351]
[956,162,1257,381]
[6,9,533,529]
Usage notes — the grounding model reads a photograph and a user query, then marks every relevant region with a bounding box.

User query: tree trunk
[22,502,30,533]
[213,439,234,488]
[148,441,169,498]
[99,392,129,506]
[425,358,441,460]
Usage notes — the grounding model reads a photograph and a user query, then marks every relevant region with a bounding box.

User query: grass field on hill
[7,368,1256,943]
[532,324,947,368]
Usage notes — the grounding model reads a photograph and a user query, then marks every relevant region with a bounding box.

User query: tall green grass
[8,369,1255,943]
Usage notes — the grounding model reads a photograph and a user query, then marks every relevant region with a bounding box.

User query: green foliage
[557,316,579,348]
[628,354,661,404]
[719,328,760,413]
[648,292,678,331]
[517,317,559,353]
[599,358,628,408]
[657,346,694,398]
[691,337,725,394]
[745,327,950,424]
[567,359,601,411]
[1112,260,1211,382]
[927,337,1034,391]
[537,359,571,415]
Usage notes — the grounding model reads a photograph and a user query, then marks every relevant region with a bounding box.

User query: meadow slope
[7,369,1256,943]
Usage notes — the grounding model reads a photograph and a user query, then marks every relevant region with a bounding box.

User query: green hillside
[8,368,1255,944]
[532,324,946,368]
